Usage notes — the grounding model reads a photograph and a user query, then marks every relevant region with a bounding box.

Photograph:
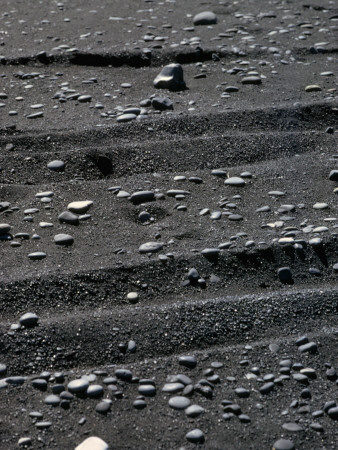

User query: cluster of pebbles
[1,334,338,449]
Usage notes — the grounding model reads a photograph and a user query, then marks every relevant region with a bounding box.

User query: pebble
[277,267,293,284]
[28,252,46,260]
[169,396,191,410]
[298,342,317,353]
[67,379,89,393]
[185,429,205,444]
[54,234,74,246]
[19,312,39,327]
[151,97,173,111]
[47,160,65,171]
[129,191,155,204]
[242,76,262,85]
[259,382,275,395]
[0,224,11,235]
[139,242,163,254]
[153,64,186,91]
[44,395,60,406]
[193,11,217,25]
[87,385,104,398]
[116,113,137,123]
[305,85,322,92]
[58,211,79,225]
[179,355,197,368]
[225,177,245,187]
[18,437,32,447]
[75,437,109,450]
[68,201,93,214]
[273,439,295,450]
[162,383,185,393]
[95,401,111,414]
[282,422,303,432]
[185,404,205,418]
[329,170,338,181]
[138,384,156,396]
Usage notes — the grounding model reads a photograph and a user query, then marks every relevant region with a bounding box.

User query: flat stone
[242,76,262,85]
[273,439,295,450]
[169,396,191,410]
[58,211,79,225]
[68,201,93,214]
[179,355,197,368]
[139,242,163,254]
[138,384,156,396]
[28,252,46,260]
[116,113,137,123]
[305,85,322,92]
[162,383,185,394]
[129,191,155,204]
[282,422,303,432]
[225,177,245,186]
[75,437,109,450]
[47,160,65,171]
[67,379,89,393]
[54,234,74,246]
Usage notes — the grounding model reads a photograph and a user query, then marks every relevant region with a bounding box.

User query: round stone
[162,383,185,394]
[19,312,39,327]
[138,384,156,396]
[67,379,89,393]
[44,395,60,406]
[139,242,163,254]
[47,160,65,171]
[151,97,173,111]
[75,437,109,450]
[95,401,111,414]
[54,234,74,246]
[185,405,205,418]
[168,396,191,410]
[87,385,104,398]
[127,292,139,304]
[193,11,217,25]
[185,429,205,444]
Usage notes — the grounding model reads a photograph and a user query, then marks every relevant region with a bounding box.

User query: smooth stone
[328,407,338,420]
[277,267,293,284]
[273,439,295,450]
[0,224,11,235]
[162,383,185,393]
[305,85,322,92]
[58,211,79,225]
[68,201,93,214]
[151,97,173,111]
[168,396,191,410]
[211,169,227,177]
[138,384,156,396]
[153,64,186,91]
[185,405,205,418]
[201,248,220,258]
[67,379,89,393]
[47,160,65,171]
[75,437,109,450]
[185,429,205,444]
[282,422,303,432]
[19,312,39,327]
[188,268,199,282]
[6,376,26,385]
[193,11,217,25]
[44,395,60,406]
[127,292,139,304]
[35,191,54,198]
[35,421,52,429]
[179,355,197,368]
[95,402,111,414]
[129,191,155,204]
[225,177,245,187]
[299,342,317,353]
[0,364,7,376]
[18,437,32,446]
[139,242,163,254]
[87,385,104,398]
[28,252,46,260]
[116,113,137,123]
[210,211,222,220]
[115,369,132,382]
[54,234,74,246]
[259,382,274,395]
[329,170,338,181]
[133,399,147,409]
[166,190,190,197]
[242,76,262,85]
[78,95,92,102]
[313,202,329,210]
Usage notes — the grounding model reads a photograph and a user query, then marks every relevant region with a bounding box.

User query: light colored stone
[75,436,109,450]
